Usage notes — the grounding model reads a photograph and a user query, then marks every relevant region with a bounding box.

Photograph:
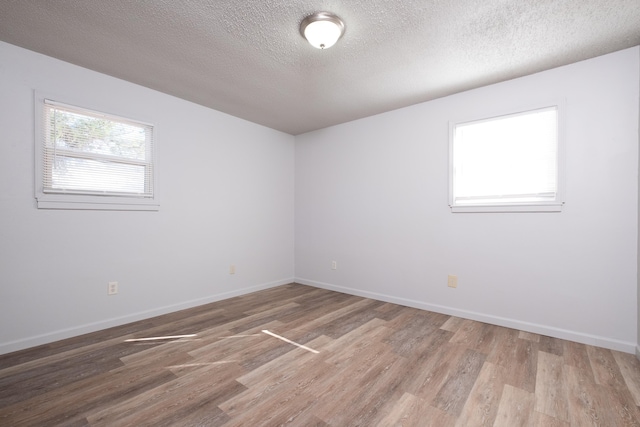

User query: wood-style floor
[1,283,639,426]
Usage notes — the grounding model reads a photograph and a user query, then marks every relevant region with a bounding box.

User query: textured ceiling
[0,1,639,135]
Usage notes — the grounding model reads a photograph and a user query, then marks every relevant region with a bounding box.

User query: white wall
[295,47,640,353]
[0,42,295,354]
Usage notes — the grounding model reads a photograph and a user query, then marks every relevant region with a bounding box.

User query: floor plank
[377,392,457,427]
[614,351,640,406]
[493,384,535,426]
[534,351,569,422]
[432,348,486,416]
[454,361,506,426]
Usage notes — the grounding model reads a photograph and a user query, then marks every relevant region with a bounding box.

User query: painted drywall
[295,47,640,353]
[0,42,295,354]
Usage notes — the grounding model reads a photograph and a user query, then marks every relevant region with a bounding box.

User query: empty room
[1,1,640,425]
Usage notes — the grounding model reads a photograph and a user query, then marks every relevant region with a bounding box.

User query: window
[449,105,563,213]
[35,95,158,210]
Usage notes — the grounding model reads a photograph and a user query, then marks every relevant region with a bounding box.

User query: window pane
[452,107,558,206]
[41,100,154,199]
[48,107,147,161]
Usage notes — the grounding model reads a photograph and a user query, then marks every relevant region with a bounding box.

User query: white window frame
[34,91,159,211]
[448,101,565,213]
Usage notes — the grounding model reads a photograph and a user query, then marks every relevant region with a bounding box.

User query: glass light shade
[300,12,345,49]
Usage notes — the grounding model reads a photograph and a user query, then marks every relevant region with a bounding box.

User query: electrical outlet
[108,281,118,295]
[229,264,236,275]
[447,275,458,288]
[331,260,337,270]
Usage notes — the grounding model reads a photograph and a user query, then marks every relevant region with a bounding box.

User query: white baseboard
[0,278,293,356]
[295,277,637,354]
[636,345,640,361]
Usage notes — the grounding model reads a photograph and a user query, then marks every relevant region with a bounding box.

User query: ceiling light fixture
[300,12,345,50]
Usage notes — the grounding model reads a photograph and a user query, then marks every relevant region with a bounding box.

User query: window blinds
[41,100,154,198]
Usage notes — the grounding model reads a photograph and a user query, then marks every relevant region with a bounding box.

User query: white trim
[36,196,160,211]
[44,98,155,127]
[0,278,293,355]
[295,277,636,354]
[451,203,563,213]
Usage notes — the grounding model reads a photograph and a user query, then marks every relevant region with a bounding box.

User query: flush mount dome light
[300,12,345,49]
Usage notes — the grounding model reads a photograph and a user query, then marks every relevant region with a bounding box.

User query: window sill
[450,203,563,213]
[36,195,159,211]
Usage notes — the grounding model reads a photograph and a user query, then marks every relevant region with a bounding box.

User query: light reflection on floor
[262,330,319,354]
[124,334,198,342]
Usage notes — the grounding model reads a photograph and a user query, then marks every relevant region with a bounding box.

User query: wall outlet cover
[447,275,458,288]
[108,281,118,295]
